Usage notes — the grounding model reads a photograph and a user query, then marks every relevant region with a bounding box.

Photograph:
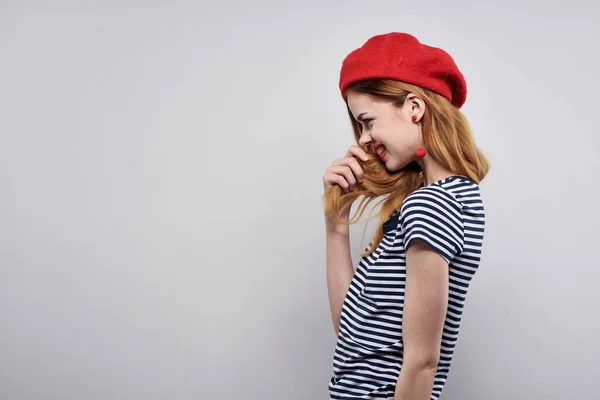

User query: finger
[324,172,350,192]
[334,175,350,192]
[331,157,364,183]
[329,165,357,190]
[346,145,369,162]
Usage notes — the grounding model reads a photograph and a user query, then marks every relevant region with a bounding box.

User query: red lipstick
[373,144,387,160]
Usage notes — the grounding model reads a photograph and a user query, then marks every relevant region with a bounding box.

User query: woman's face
[346,91,424,172]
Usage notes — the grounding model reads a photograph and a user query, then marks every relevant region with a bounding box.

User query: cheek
[382,126,420,164]
[383,124,414,149]
[395,123,420,145]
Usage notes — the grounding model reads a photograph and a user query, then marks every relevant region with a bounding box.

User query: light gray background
[1,1,599,399]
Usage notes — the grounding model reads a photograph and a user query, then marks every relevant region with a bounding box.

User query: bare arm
[325,214,354,336]
[322,145,369,335]
[394,239,449,400]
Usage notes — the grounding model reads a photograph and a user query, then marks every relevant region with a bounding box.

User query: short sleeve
[399,186,465,263]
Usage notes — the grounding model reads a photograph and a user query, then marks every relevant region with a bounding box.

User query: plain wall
[1,1,599,399]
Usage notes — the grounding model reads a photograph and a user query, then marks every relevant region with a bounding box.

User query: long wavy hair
[322,78,489,257]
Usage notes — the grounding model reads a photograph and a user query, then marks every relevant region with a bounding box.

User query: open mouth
[374,144,387,159]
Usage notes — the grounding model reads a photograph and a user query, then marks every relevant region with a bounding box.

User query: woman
[322,32,489,400]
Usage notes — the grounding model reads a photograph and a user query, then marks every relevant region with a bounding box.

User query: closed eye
[362,119,373,129]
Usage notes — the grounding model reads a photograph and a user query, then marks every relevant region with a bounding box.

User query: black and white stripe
[329,175,486,400]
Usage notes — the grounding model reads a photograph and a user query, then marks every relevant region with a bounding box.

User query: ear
[406,93,426,119]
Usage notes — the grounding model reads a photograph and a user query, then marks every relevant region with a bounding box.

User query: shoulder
[401,184,462,220]
[399,183,466,262]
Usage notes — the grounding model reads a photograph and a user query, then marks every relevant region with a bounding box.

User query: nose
[358,132,373,146]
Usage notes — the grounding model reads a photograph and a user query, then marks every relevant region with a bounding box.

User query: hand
[323,145,369,194]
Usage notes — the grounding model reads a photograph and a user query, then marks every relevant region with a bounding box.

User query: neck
[417,157,456,186]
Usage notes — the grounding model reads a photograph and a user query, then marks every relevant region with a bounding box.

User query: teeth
[376,146,385,155]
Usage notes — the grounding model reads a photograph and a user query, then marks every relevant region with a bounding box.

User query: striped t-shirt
[329,175,485,399]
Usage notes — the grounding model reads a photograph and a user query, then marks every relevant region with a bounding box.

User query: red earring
[411,114,417,122]
[416,147,427,158]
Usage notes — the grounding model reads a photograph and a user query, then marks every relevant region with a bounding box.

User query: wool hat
[339,32,467,108]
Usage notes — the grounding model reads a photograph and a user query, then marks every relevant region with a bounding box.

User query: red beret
[339,32,467,108]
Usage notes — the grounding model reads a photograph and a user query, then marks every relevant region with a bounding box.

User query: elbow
[403,350,440,372]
